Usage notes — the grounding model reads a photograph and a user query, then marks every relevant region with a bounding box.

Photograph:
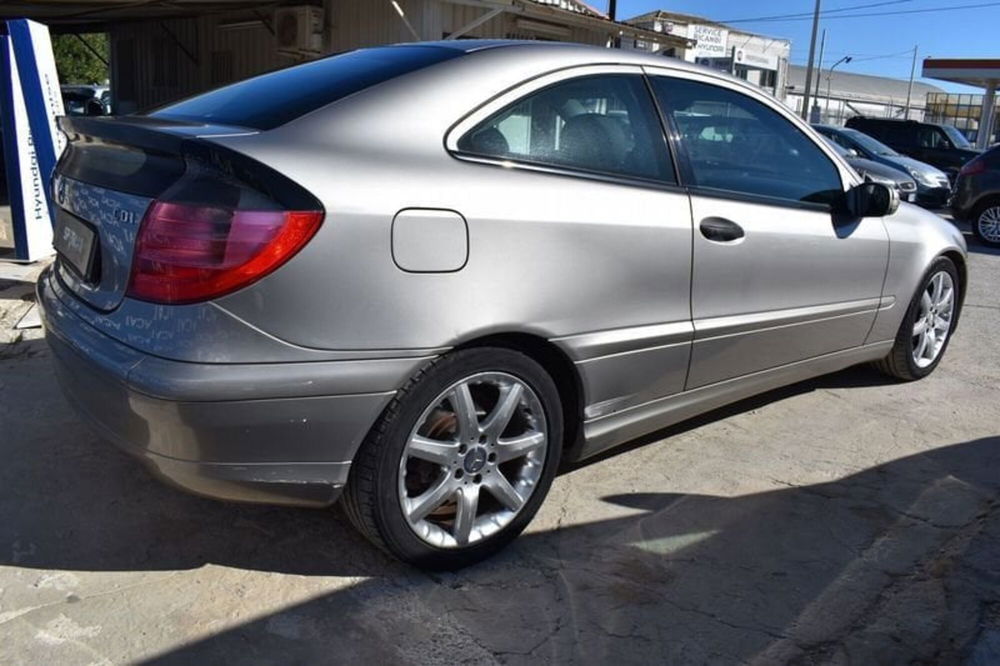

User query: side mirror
[840,182,899,218]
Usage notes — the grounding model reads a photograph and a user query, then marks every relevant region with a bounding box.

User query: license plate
[906,192,917,202]
[54,210,97,280]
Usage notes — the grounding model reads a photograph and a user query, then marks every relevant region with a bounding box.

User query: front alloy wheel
[911,271,955,368]
[343,348,562,569]
[874,256,960,381]
[399,373,548,548]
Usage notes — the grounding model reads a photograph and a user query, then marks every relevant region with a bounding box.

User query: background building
[623,10,790,100]
[785,64,943,125]
[3,0,692,113]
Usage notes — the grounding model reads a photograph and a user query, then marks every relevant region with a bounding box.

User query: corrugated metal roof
[787,64,944,105]
[527,0,607,19]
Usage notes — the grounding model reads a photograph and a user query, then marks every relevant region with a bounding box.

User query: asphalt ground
[0,219,998,665]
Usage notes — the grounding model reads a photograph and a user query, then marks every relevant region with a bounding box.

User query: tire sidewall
[370,348,563,569]
[898,257,960,379]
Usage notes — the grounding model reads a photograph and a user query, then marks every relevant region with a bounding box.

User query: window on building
[457,74,672,182]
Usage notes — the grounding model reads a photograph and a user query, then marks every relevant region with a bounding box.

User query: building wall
[622,14,789,100]
[109,1,613,113]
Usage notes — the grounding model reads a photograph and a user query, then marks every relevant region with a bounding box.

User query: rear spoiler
[55,115,319,210]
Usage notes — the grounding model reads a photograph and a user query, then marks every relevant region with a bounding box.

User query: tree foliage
[52,33,109,85]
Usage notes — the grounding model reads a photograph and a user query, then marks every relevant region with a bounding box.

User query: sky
[603,0,1000,92]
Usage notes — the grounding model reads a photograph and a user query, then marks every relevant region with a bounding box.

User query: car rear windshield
[148,45,463,130]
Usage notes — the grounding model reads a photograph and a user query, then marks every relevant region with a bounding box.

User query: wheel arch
[453,332,585,462]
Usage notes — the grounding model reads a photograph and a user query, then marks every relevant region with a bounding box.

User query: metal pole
[814,29,826,103]
[826,56,852,124]
[903,45,918,120]
[800,0,822,119]
[608,0,621,48]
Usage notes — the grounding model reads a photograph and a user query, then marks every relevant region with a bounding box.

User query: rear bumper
[39,269,430,507]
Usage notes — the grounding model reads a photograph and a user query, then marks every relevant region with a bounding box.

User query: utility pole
[814,29,826,103]
[608,0,620,48]
[800,0,822,120]
[812,29,826,122]
[903,45,918,120]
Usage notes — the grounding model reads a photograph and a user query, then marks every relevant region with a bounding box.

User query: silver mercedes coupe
[40,41,967,568]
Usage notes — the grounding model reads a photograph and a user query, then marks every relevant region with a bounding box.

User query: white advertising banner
[688,24,729,59]
[1,19,65,261]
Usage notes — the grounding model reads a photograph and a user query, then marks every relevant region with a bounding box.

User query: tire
[873,256,960,381]
[342,347,563,570]
[971,199,1000,247]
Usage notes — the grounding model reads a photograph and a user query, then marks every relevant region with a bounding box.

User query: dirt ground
[1,221,998,665]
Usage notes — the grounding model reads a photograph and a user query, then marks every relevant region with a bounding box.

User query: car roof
[399,39,740,80]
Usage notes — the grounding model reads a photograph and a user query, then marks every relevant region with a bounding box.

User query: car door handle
[699,217,745,242]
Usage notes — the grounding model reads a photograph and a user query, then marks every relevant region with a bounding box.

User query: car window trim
[444,64,680,190]
[642,66,858,212]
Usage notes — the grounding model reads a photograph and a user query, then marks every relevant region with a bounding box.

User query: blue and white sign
[1,19,65,261]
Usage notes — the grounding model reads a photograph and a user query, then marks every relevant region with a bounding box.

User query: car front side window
[650,77,843,206]
[456,74,673,183]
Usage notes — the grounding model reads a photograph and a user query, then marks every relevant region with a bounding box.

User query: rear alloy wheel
[973,201,1000,246]
[343,348,562,569]
[874,257,960,381]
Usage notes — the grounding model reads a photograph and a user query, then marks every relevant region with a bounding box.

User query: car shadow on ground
[3,345,999,663]
[148,435,1000,664]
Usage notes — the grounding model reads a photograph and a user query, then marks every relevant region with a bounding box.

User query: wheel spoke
[408,436,459,466]
[935,287,953,309]
[496,431,545,463]
[486,472,524,511]
[407,476,455,523]
[930,273,944,303]
[915,332,930,360]
[453,486,480,545]
[481,383,524,439]
[913,318,927,336]
[449,383,480,440]
[934,315,950,332]
[920,290,933,314]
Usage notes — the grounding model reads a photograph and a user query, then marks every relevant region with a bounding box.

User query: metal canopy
[0,0,693,50]
[923,59,1000,88]
[922,58,1000,149]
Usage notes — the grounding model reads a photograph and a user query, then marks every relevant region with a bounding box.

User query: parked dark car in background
[821,137,917,201]
[951,144,1000,246]
[814,124,950,207]
[60,84,110,116]
[845,117,981,182]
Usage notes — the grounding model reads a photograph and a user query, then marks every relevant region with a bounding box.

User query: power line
[731,1,1000,24]
[720,0,913,24]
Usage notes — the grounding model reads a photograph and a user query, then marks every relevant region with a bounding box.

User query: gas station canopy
[923,58,999,149]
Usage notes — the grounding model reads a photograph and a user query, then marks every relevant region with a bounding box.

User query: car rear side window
[456,75,673,183]
[651,77,842,206]
[148,45,463,130]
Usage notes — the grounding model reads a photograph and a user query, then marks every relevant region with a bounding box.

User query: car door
[646,69,890,389]
[446,65,694,414]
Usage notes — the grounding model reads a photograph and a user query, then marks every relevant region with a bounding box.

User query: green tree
[52,33,109,85]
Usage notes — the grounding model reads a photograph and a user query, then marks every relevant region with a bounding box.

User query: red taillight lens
[960,159,987,176]
[127,201,323,304]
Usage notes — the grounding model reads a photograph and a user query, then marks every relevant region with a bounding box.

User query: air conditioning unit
[275,6,324,56]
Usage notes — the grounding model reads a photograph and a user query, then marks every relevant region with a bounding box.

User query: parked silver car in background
[40,41,967,568]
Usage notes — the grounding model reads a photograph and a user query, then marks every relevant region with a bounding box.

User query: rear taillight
[127,200,322,304]
[960,159,987,176]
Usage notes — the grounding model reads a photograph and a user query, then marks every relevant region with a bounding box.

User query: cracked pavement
[1,223,998,665]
